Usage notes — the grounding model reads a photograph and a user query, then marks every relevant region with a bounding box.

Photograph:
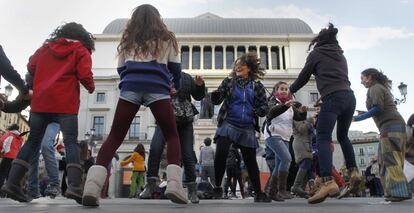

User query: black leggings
[214,136,262,194]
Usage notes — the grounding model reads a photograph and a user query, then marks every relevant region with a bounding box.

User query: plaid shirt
[211,77,268,127]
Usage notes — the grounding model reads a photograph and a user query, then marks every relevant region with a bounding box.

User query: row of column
[180,45,288,71]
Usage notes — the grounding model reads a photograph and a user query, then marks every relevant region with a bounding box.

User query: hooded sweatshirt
[289,43,351,97]
[27,38,95,114]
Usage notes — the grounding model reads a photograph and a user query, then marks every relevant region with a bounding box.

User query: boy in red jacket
[1,22,95,204]
[0,124,23,196]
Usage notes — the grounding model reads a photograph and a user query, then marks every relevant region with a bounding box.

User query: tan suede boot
[308,177,339,204]
[348,167,362,194]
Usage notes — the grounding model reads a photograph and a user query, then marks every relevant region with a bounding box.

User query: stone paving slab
[0,197,413,213]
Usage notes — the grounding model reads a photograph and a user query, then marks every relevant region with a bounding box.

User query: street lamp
[395,82,408,105]
[4,84,13,100]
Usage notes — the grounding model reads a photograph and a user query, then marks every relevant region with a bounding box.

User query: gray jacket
[292,120,313,163]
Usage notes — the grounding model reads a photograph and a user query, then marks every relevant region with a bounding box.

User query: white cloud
[226,4,332,32]
[339,26,414,50]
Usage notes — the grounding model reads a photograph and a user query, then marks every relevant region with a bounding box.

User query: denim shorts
[120,90,170,106]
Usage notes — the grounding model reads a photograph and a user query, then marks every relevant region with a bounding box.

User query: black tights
[214,136,262,194]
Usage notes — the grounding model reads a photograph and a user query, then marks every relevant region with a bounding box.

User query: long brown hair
[134,143,146,159]
[361,68,392,90]
[117,4,178,59]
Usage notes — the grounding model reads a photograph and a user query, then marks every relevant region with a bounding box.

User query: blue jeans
[17,113,79,166]
[147,122,197,183]
[265,135,291,177]
[317,90,356,177]
[27,123,61,193]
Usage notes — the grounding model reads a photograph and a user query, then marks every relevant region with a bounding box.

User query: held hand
[284,100,294,107]
[287,90,293,99]
[298,105,308,113]
[195,75,204,86]
[19,90,33,101]
[170,87,177,96]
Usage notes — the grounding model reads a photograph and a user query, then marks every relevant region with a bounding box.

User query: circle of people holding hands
[0,3,413,208]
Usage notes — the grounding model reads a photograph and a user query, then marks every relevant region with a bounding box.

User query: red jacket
[27,38,95,114]
[0,130,23,159]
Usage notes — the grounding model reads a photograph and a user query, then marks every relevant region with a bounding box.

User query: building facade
[0,93,30,141]
[78,13,319,197]
[332,131,380,176]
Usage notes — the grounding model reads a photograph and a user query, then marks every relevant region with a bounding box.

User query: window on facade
[367,146,374,155]
[271,46,279,70]
[129,116,140,139]
[192,46,201,69]
[181,46,189,69]
[248,46,257,53]
[215,46,223,69]
[203,46,212,69]
[360,158,365,166]
[237,46,246,58]
[96,92,106,103]
[259,46,268,69]
[93,116,104,136]
[310,92,319,103]
[359,148,364,156]
[226,46,234,69]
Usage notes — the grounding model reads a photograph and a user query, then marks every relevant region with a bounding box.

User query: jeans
[317,90,356,177]
[147,122,197,183]
[265,136,291,177]
[27,122,61,193]
[17,113,79,166]
[0,158,13,188]
[200,165,215,184]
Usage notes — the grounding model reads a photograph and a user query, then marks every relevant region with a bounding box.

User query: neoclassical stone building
[77,13,318,196]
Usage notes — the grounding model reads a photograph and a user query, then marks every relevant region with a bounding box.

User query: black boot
[186,182,200,204]
[277,171,293,199]
[213,187,223,199]
[139,177,158,199]
[267,176,284,202]
[290,168,309,198]
[254,192,272,203]
[65,163,83,204]
[1,159,30,202]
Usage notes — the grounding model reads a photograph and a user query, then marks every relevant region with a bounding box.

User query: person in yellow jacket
[121,143,146,198]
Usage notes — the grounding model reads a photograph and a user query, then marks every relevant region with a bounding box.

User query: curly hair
[47,22,95,53]
[117,4,178,59]
[361,68,392,90]
[230,52,266,80]
[308,23,339,51]
[134,143,146,159]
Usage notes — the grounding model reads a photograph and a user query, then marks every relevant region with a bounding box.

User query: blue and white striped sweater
[117,60,181,95]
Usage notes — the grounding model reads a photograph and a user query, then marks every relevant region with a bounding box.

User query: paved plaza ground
[0,197,413,213]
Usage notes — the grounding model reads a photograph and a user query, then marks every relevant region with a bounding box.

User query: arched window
[192,46,201,69]
[215,46,223,69]
[181,46,189,69]
[204,46,212,69]
[259,46,268,69]
[237,46,246,58]
[248,46,257,53]
[271,46,279,70]
[226,46,234,69]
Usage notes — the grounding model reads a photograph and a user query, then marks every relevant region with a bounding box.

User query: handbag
[171,97,197,123]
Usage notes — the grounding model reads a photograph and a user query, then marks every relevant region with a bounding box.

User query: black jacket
[0,45,29,95]
[289,43,351,97]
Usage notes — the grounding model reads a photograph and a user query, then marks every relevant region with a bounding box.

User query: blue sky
[1,0,413,133]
